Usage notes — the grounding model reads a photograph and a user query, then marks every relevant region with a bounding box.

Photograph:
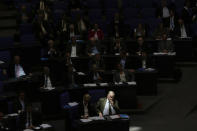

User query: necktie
[109,102,112,115]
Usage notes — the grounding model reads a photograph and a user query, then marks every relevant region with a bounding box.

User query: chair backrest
[0,50,11,63]
[0,37,14,48]
[88,89,106,104]
[60,91,70,108]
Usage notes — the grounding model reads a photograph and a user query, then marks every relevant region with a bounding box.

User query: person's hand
[82,115,89,119]
[109,99,114,106]
[99,112,103,117]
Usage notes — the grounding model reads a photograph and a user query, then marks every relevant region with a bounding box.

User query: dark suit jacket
[158,40,174,52]
[13,99,27,113]
[66,43,82,56]
[39,73,56,87]
[87,71,104,83]
[174,24,191,37]
[18,111,42,130]
[182,8,192,25]
[89,58,105,70]
[78,102,95,118]
[8,63,29,78]
[113,70,134,82]
[96,98,120,115]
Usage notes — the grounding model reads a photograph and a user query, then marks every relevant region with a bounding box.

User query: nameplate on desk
[80,119,93,123]
[7,113,19,117]
[145,68,155,71]
[127,81,136,85]
[115,53,120,56]
[89,116,105,120]
[109,115,120,119]
[68,102,79,107]
[43,87,55,91]
[83,83,97,87]
[24,129,34,131]
[115,82,123,85]
[100,83,108,86]
[40,124,52,129]
[77,72,86,75]
[153,52,176,56]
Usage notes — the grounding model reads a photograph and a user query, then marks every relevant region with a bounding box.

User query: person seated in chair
[40,66,55,89]
[96,91,120,117]
[18,104,42,130]
[113,64,134,83]
[13,91,27,114]
[158,32,174,53]
[8,55,30,78]
[88,64,103,83]
[79,93,95,119]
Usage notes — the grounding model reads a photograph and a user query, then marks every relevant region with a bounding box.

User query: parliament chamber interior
[0,0,197,131]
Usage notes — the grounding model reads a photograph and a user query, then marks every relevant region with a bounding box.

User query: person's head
[161,0,167,7]
[14,55,21,64]
[137,23,143,29]
[83,93,91,104]
[43,66,50,76]
[117,63,123,71]
[71,36,77,45]
[162,32,168,40]
[178,18,184,25]
[18,91,25,101]
[107,91,115,101]
[170,10,175,17]
[92,64,97,72]
[95,53,101,61]
[48,39,54,48]
[90,37,96,46]
[65,52,70,58]
[69,24,75,31]
[137,36,144,46]
[94,24,99,30]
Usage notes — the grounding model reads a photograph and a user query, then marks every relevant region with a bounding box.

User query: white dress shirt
[120,72,126,82]
[19,99,25,112]
[71,45,77,57]
[15,64,26,78]
[44,75,52,88]
[163,7,170,18]
[103,99,116,116]
[83,102,89,116]
[180,25,187,38]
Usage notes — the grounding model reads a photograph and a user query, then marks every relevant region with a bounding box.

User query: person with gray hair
[96,91,120,117]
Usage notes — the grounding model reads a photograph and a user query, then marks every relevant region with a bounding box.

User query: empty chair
[0,50,11,63]
[60,91,71,109]
[88,9,102,21]
[104,0,118,9]
[88,89,106,104]
[87,0,101,9]
[20,34,36,45]
[141,8,156,18]
[20,23,33,35]
[0,37,14,48]
[123,8,139,20]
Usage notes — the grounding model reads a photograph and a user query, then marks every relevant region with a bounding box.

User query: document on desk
[115,82,123,85]
[89,116,105,120]
[77,72,86,75]
[7,113,19,117]
[127,81,136,85]
[23,129,34,131]
[44,87,55,90]
[100,83,108,86]
[80,119,93,123]
[83,83,97,87]
[109,115,120,119]
[68,102,79,107]
[40,124,52,129]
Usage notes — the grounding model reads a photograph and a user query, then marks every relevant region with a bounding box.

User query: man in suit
[111,38,127,54]
[113,64,134,83]
[88,64,103,83]
[79,93,95,119]
[66,36,82,57]
[64,64,78,88]
[135,36,148,55]
[40,66,55,89]
[158,33,174,53]
[182,1,192,25]
[88,24,104,40]
[96,91,120,117]
[174,18,191,38]
[18,104,42,130]
[8,55,29,78]
[89,53,105,71]
[13,91,27,114]
[86,37,101,56]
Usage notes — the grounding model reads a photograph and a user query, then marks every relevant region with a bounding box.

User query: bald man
[96,91,120,117]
